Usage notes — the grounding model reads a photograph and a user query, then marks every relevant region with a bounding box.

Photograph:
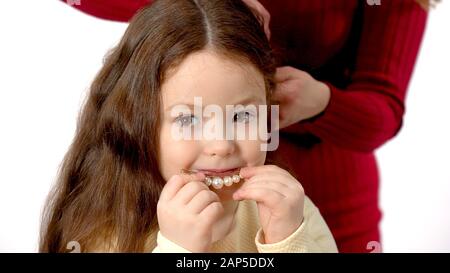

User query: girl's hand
[233,165,305,244]
[157,172,224,252]
[272,66,331,129]
[242,0,271,40]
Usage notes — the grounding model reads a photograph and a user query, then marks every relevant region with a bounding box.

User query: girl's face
[159,50,268,201]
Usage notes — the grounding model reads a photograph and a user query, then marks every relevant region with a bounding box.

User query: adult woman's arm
[60,0,271,39]
[60,0,151,22]
[277,1,428,153]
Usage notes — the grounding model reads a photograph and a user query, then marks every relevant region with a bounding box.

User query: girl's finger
[239,176,292,196]
[159,172,205,202]
[240,165,291,181]
[172,181,209,205]
[234,187,286,208]
[179,172,206,183]
[243,171,305,197]
[186,190,220,214]
[199,201,224,225]
[251,169,295,186]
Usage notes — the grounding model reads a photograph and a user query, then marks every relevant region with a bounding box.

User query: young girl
[39,0,337,253]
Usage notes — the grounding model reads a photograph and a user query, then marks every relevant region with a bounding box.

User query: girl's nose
[203,140,236,157]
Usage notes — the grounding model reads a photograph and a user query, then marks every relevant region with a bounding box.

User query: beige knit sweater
[147,196,338,253]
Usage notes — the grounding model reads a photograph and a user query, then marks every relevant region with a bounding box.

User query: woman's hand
[242,0,271,40]
[234,165,305,244]
[272,66,331,129]
[157,172,224,252]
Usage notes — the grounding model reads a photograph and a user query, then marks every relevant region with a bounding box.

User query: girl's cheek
[159,125,198,180]
[237,140,266,166]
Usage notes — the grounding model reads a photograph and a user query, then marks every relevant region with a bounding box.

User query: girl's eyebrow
[164,103,196,112]
[164,95,266,112]
[233,95,266,106]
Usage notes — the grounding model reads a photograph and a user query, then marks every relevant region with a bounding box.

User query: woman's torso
[260,0,381,251]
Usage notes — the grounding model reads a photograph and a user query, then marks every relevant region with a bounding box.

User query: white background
[0,0,449,252]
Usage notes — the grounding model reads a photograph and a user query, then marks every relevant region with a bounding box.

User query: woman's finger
[274,66,295,83]
[242,0,271,40]
[271,82,290,102]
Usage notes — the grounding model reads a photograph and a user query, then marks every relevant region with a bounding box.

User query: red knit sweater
[63,0,428,252]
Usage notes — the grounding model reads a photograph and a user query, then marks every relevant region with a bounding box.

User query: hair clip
[180,168,244,190]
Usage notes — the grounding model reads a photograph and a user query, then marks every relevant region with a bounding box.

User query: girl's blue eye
[175,114,199,127]
[233,111,254,123]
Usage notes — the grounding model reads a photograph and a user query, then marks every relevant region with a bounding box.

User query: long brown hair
[39,0,276,252]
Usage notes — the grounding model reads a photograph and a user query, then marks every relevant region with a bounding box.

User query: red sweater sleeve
[292,1,428,153]
[61,0,151,22]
